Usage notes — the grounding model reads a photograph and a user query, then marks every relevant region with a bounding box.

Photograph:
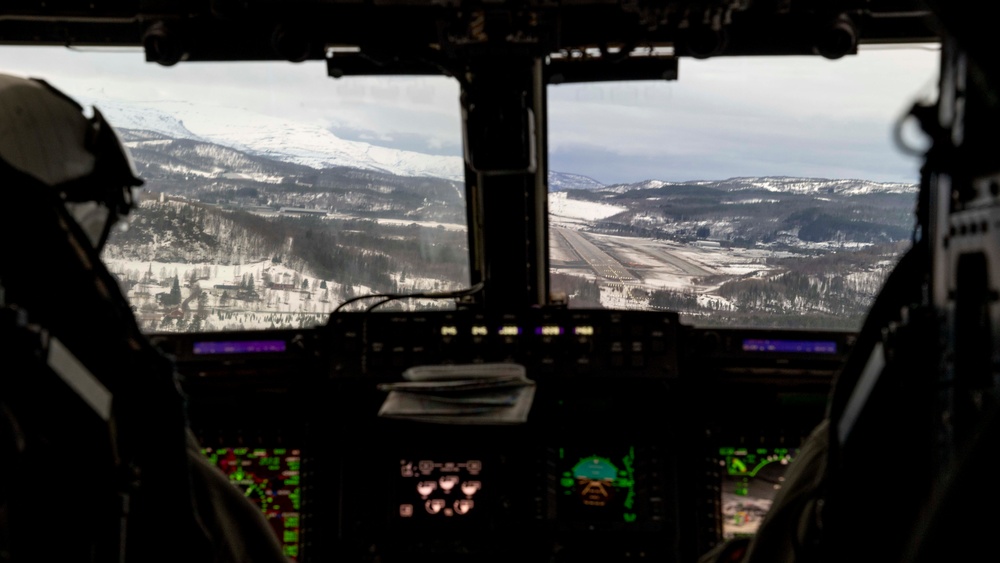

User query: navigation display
[202,447,302,560]
[718,446,796,540]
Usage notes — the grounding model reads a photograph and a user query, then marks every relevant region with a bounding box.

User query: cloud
[1,46,462,155]
[548,46,939,183]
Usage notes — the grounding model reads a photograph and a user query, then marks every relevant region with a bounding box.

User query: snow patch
[549,191,628,222]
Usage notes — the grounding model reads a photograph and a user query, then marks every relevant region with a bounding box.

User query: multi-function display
[718,446,796,539]
[202,447,302,560]
[555,446,644,526]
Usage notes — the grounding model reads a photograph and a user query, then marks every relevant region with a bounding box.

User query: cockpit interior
[2,2,997,562]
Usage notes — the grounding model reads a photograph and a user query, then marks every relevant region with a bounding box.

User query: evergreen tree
[162,275,182,306]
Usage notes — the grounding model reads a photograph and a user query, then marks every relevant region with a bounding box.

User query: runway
[553,227,714,281]
[554,227,636,282]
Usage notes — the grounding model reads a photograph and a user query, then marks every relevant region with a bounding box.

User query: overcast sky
[1,43,939,185]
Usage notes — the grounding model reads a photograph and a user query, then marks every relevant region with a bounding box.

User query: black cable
[364,296,396,313]
[366,282,485,313]
[331,291,398,315]
[331,281,485,315]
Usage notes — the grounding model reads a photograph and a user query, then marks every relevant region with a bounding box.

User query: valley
[101,116,915,333]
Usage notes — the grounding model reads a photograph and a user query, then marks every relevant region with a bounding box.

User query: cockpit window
[3,44,938,333]
[548,45,939,330]
[2,46,469,333]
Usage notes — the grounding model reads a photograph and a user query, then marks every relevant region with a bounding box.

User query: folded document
[377,363,535,424]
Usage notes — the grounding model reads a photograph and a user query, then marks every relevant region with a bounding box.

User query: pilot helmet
[0,72,143,251]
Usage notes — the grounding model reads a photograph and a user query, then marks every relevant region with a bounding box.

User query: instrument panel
[151,310,852,562]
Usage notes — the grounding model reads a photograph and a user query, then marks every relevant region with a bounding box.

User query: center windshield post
[462,54,550,311]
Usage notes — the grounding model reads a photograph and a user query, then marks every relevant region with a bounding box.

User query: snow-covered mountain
[715,176,916,195]
[83,97,916,201]
[83,97,466,182]
[601,176,916,196]
[548,171,605,191]
[89,98,205,141]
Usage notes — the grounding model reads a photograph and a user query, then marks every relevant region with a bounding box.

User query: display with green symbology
[558,447,638,523]
[718,446,796,539]
[202,447,302,560]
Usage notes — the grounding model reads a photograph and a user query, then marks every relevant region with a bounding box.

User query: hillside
[102,120,916,332]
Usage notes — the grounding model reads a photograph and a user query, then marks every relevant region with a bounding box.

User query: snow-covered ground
[549,191,628,226]
[103,257,463,332]
[374,218,467,231]
[91,96,912,326]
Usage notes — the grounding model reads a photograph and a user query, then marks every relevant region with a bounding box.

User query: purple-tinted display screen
[193,340,287,354]
[741,339,837,354]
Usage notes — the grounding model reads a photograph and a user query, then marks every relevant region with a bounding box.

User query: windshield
[2,44,938,334]
[1,46,470,333]
[548,45,940,330]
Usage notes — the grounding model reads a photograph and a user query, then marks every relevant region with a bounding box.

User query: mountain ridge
[599,176,917,196]
[90,96,918,196]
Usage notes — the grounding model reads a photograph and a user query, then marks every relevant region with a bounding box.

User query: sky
[0,43,940,185]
